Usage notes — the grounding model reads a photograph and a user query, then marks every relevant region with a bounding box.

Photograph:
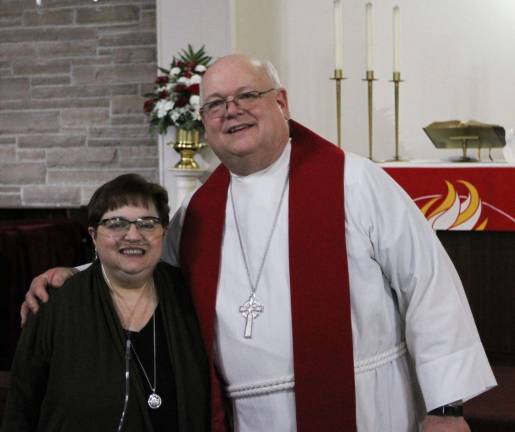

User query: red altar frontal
[382,163,515,232]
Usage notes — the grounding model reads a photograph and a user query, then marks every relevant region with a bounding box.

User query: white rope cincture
[354,341,407,374]
[226,342,407,399]
[227,375,295,399]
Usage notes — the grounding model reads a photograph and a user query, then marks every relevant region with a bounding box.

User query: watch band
[428,404,464,417]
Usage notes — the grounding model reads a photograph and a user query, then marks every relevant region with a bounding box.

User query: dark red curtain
[0,220,91,370]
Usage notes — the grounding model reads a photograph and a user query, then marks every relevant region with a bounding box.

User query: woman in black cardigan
[3,174,210,432]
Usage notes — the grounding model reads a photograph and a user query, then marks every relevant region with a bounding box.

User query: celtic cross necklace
[229,170,289,338]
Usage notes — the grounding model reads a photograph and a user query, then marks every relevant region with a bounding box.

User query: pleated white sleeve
[344,154,496,412]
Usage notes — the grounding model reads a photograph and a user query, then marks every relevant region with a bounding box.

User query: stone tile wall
[0,0,158,208]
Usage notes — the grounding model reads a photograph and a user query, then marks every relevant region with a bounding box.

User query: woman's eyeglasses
[97,217,162,233]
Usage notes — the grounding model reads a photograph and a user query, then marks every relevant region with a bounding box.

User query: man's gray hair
[259,59,282,88]
[200,56,282,103]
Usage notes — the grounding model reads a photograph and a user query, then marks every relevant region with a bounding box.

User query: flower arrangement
[144,45,212,134]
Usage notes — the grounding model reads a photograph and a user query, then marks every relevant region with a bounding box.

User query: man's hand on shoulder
[422,416,471,432]
[20,267,78,327]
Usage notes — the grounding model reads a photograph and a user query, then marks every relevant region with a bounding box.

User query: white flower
[189,95,200,106]
[177,76,189,84]
[194,64,207,73]
[170,67,181,76]
[156,100,173,118]
[170,111,181,122]
[155,100,166,118]
[190,74,202,84]
[192,110,201,121]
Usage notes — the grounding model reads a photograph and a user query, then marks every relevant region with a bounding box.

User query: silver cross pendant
[239,293,264,338]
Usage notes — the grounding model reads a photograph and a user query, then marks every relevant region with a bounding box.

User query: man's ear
[276,88,290,120]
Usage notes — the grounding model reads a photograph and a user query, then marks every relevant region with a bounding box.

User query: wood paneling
[437,231,515,366]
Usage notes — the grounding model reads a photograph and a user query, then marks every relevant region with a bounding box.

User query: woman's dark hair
[88,174,170,228]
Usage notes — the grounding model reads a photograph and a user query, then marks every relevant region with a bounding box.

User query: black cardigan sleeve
[2,295,55,431]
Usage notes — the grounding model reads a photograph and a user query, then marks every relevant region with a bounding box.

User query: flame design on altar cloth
[416,180,488,231]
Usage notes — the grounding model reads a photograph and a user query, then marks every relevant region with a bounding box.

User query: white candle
[366,3,373,71]
[393,6,400,72]
[334,0,343,69]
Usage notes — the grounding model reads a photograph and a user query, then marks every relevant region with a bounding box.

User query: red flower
[143,99,155,113]
[174,96,188,108]
[183,71,192,78]
[188,84,200,95]
[158,90,169,99]
[174,84,187,93]
[155,75,169,86]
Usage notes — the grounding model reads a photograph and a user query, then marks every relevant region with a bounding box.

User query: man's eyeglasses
[97,217,162,233]
[200,88,277,119]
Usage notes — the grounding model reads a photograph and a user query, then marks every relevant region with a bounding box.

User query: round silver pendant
[148,392,162,409]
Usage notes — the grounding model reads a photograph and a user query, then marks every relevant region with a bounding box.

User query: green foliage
[177,44,212,67]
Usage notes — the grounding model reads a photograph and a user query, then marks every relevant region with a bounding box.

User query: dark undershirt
[128,306,178,432]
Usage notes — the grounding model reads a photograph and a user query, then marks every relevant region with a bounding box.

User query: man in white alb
[23,54,496,432]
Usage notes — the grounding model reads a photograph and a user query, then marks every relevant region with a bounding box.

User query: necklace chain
[101,264,153,331]
[130,314,157,392]
[230,170,289,338]
[229,170,289,295]
[101,264,161,409]
[129,315,161,409]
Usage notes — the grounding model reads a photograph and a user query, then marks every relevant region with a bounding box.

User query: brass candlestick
[390,71,406,161]
[331,68,346,148]
[362,70,377,160]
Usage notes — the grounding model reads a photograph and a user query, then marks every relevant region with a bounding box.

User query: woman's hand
[20,267,78,326]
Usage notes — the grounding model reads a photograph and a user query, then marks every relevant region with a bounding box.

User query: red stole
[180,120,356,431]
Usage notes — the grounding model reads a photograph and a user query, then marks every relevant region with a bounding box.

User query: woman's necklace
[100,264,161,409]
[101,264,153,331]
[130,313,161,409]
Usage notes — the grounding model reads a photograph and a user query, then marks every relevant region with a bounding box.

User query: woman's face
[89,203,164,287]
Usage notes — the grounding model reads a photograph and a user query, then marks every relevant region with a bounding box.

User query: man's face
[201,56,290,175]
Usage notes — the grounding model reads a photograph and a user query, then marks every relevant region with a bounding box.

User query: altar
[382,162,515,232]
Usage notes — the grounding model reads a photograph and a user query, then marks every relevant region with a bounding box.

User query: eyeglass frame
[96,216,163,233]
[199,88,277,119]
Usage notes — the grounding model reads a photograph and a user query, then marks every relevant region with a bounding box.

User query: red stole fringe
[180,120,356,431]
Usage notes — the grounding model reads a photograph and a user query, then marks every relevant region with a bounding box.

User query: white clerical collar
[230,139,291,182]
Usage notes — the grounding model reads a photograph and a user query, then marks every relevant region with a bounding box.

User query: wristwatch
[428,401,463,417]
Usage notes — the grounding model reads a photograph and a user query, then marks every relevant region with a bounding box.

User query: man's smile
[225,123,255,134]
